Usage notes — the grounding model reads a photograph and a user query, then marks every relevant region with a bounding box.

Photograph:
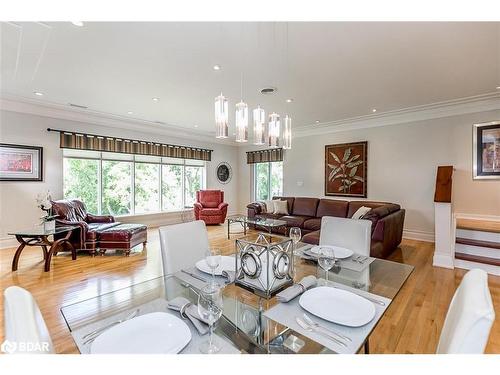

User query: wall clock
[216,162,232,184]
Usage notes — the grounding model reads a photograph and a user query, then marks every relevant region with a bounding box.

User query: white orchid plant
[36,191,57,223]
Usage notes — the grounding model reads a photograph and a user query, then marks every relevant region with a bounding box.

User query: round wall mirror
[216,162,232,184]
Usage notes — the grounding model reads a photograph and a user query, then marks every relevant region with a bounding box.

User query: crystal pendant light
[235,101,248,142]
[253,106,266,145]
[283,115,292,149]
[215,93,228,138]
[268,112,280,147]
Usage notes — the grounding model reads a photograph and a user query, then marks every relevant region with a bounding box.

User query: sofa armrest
[193,202,203,210]
[86,213,115,224]
[218,202,228,210]
[246,202,263,215]
[56,219,89,231]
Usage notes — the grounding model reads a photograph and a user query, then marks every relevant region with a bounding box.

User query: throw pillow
[273,200,289,215]
[264,200,275,213]
[352,206,371,219]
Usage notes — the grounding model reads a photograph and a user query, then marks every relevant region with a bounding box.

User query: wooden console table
[9,226,77,272]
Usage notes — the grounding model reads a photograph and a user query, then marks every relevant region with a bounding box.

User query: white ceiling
[1,22,499,141]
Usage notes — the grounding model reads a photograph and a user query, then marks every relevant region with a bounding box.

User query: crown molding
[0,93,237,148]
[293,92,500,138]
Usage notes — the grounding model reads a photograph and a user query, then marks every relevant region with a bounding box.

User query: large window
[254,161,283,201]
[63,150,206,215]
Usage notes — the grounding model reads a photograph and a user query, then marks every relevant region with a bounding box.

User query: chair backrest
[436,269,495,353]
[3,286,54,354]
[319,216,371,256]
[196,190,224,208]
[51,199,88,222]
[158,220,210,275]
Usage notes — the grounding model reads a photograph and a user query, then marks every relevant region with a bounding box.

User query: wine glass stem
[209,323,213,348]
[326,269,329,283]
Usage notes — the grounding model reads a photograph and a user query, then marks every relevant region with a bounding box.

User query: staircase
[454,217,500,276]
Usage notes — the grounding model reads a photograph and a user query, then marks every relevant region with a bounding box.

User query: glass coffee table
[8,225,77,272]
[226,215,287,239]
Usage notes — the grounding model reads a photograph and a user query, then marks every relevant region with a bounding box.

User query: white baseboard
[403,229,435,243]
[0,236,18,250]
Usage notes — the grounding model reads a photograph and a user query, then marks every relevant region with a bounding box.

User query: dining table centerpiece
[235,233,294,298]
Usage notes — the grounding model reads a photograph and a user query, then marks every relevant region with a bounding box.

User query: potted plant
[36,191,57,231]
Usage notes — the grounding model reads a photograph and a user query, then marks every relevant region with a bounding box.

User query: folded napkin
[167,297,209,335]
[276,275,318,303]
[221,270,236,284]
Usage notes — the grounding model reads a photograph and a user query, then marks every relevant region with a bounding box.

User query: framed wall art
[473,121,500,180]
[325,141,367,197]
[216,162,232,184]
[0,143,43,181]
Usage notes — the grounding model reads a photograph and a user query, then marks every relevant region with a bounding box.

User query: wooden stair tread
[456,237,500,250]
[456,218,500,234]
[455,252,500,266]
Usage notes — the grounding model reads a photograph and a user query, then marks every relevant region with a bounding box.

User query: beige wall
[237,110,500,238]
[0,110,240,248]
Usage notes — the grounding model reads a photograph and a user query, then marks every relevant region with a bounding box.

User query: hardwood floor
[1,225,499,354]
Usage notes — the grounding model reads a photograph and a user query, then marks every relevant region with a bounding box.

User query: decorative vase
[235,233,294,298]
[44,220,56,231]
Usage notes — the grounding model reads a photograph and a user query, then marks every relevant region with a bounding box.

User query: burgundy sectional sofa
[247,196,405,259]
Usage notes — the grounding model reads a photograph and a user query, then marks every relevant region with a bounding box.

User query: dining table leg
[11,235,27,271]
[364,338,370,354]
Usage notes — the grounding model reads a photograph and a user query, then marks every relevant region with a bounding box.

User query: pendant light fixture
[283,114,292,149]
[253,105,266,145]
[268,112,280,147]
[235,74,248,142]
[215,93,228,138]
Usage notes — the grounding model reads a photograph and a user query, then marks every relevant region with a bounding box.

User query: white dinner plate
[90,312,191,354]
[196,256,237,276]
[309,245,353,259]
[299,286,376,327]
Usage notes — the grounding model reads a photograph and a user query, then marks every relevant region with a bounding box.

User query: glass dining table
[61,234,414,354]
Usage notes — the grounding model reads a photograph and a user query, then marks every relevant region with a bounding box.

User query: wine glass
[289,227,301,279]
[318,246,336,284]
[205,248,221,287]
[198,284,224,354]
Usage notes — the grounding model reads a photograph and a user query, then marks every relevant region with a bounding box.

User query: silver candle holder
[235,233,294,298]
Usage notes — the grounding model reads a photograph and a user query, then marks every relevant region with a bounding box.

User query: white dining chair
[158,220,210,275]
[3,286,54,354]
[436,268,495,354]
[319,216,371,256]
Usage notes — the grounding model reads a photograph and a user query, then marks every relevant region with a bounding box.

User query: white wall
[0,110,240,248]
[237,110,500,239]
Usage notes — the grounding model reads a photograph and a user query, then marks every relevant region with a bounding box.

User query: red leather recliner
[193,190,228,225]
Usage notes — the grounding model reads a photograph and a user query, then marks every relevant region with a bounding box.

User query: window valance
[47,128,212,161]
[246,148,283,164]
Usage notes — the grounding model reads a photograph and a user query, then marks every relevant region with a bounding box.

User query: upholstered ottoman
[97,223,147,256]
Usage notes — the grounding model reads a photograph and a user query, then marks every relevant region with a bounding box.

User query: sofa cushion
[292,198,319,217]
[347,201,400,218]
[280,215,312,228]
[303,218,321,231]
[273,200,289,215]
[200,208,224,216]
[273,196,295,213]
[316,199,349,218]
[302,230,320,245]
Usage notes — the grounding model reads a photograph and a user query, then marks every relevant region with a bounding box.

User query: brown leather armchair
[51,199,116,253]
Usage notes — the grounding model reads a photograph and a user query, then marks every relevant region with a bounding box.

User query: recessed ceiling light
[194,125,198,128]
[33,91,44,96]
[213,65,221,71]
[372,108,377,113]
[496,86,500,90]
[152,97,159,102]
[315,120,320,124]
[127,111,133,115]
[286,98,293,103]
[71,21,84,27]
